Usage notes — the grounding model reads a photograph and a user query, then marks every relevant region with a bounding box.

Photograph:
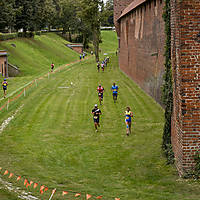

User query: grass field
[0,33,79,101]
[0,31,200,200]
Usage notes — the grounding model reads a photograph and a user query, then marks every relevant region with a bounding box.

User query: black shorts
[3,87,7,91]
[93,117,99,123]
[98,93,103,99]
[113,93,117,97]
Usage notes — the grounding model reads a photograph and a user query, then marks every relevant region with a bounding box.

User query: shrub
[0,33,18,41]
[35,31,41,36]
[192,151,200,179]
[18,32,35,38]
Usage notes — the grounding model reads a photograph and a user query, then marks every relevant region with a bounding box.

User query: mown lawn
[0,31,200,200]
[0,33,79,101]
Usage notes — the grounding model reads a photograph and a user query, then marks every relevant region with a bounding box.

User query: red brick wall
[118,0,165,104]
[114,0,134,36]
[171,0,200,176]
[71,46,83,54]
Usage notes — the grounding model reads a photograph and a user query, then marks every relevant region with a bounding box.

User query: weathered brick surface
[171,0,200,176]
[117,0,165,104]
[114,0,133,36]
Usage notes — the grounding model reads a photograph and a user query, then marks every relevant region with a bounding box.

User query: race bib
[94,116,98,119]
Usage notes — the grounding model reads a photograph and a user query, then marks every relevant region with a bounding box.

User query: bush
[35,31,41,36]
[26,32,34,38]
[18,32,35,38]
[0,33,18,41]
[17,32,24,37]
[192,151,200,179]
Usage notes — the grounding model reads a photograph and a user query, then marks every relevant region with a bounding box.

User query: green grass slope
[0,31,200,200]
[0,33,78,77]
[0,33,79,101]
[100,30,118,53]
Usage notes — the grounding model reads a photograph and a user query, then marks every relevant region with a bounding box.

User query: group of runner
[97,56,110,72]
[2,55,133,136]
[80,52,86,61]
[92,81,133,136]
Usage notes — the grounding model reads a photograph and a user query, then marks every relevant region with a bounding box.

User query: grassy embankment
[0,31,200,200]
[0,33,79,101]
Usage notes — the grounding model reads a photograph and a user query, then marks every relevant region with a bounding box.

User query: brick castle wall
[171,0,200,176]
[117,0,165,104]
[114,0,133,36]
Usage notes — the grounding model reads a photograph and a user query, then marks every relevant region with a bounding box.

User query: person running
[91,104,102,132]
[111,82,119,103]
[2,78,8,98]
[80,54,82,61]
[101,62,104,72]
[125,107,133,136]
[51,62,55,72]
[97,84,104,105]
[83,52,85,59]
[104,58,107,67]
[97,62,100,72]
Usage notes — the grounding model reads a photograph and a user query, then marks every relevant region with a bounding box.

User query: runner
[97,62,100,72]
[107,56,110,63]
[51,62,55,72]
[125,107,133,136]
[2,78,8,98]
[104,58,107,67]
[91,104,102,132]
[83,52,85,59]
[79,54,82,61]
[101,61,104,72]
[111,82,119,103]
[97,84,104,105]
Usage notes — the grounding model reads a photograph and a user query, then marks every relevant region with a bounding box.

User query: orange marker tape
[3,170,9,175]
[8,173,14,178]
[62,191,68,196]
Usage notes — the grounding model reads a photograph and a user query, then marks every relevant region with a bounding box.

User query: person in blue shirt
[79,54,82,61]
[111,82,119,103]
[2,78,8,98]
[125,106,133,136]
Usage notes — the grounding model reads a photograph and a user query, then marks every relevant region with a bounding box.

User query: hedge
[0,33,18,41]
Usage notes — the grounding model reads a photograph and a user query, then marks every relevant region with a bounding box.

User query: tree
[101,0,114,27]
[0,0,16,32]
[15,0,34,32]
[58,0,79,41]
[43,0,57,31]
[78,0,103,62]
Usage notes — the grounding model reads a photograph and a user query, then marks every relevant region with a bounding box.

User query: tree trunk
[68,28,72,42]
[93,28,99,62]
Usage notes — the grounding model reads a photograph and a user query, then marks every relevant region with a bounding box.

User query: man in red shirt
[97,84,104,105]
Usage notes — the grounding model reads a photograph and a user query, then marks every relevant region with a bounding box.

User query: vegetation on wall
[161,0,174,164]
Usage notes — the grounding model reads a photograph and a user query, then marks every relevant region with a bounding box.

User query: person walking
[92,104,102,132]
[111,82,119,103]
[83,52,85,59]
[97,62,100,72]
[125,107,133,136]
[2,78,8,98]
[97,84,104,105]
[51,62,55,72]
